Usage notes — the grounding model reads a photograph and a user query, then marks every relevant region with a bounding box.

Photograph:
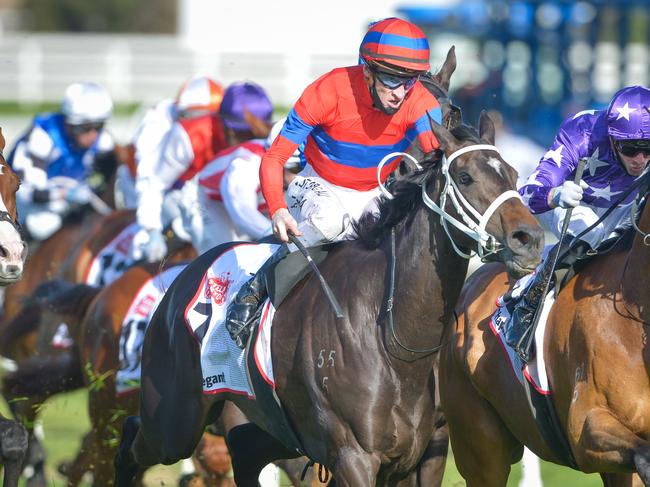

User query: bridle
[0,155,23,234]
[377,144,522,259]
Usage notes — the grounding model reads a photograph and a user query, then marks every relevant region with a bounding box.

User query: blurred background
[0,0,647,485]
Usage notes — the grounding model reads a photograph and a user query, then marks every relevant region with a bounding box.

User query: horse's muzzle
[504,223,545,277]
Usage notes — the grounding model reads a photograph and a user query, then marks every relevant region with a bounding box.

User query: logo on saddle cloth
[205,272,232,305]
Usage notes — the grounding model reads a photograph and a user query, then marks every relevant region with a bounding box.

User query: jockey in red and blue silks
[225,17,445,348]
[8,82,115,241]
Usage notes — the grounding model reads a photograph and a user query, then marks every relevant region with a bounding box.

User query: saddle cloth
[489,269,554,395]
[116,264,186,395]
[84,221,141,287]
[183,243,280,396]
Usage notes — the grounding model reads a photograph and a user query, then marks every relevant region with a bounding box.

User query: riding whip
[288,234,344,319]
[518,157,587,360]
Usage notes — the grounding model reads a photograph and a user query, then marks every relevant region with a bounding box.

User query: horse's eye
[457,172,473,185]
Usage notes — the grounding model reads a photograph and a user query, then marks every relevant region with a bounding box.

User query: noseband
[378,145,522,259]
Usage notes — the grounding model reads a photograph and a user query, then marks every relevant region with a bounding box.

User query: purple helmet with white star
[606,85,650,141]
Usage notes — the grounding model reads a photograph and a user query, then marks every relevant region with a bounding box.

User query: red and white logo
[206,272,232,305]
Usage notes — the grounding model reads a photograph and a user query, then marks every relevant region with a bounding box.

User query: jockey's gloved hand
[131,227,167,263]
[550,180,588,209]
[64,184,93,206]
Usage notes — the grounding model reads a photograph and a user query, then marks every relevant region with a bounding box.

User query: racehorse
[0,127,27,284]
[113,108,544,487]
[438,171,650,485]
[4,263,327,486]
[0,128,31,486]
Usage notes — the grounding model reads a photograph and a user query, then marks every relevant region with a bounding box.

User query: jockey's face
[614,139,650,176]
[67,122,103,149]
[363,65,412,115]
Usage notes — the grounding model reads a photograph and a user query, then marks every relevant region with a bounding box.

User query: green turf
[1,389,604,486]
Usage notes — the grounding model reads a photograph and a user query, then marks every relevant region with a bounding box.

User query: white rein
[376,145,522,259]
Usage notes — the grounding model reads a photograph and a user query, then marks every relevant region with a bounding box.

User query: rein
[378,144,521,360]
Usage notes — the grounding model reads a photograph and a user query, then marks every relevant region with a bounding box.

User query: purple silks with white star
[519,106,644,214]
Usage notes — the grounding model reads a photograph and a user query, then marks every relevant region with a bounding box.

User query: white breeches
[285,166,381,247]
[537,203,632,248]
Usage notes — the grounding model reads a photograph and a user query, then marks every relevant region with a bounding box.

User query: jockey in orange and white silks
[130,76,229,263]
[8,82,114,240]
[114,76,225,210]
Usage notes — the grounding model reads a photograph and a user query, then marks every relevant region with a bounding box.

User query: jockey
[508,85,650,350]
[225,17,444,348]
[114,75,224,209]
[8,81,114,241]
[184,82,274,254]
[130,77,230,263]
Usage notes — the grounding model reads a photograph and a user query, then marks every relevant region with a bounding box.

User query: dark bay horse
[114,111,544,486]
[439,173,650,486]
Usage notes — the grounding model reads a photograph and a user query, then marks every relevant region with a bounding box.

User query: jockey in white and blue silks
[508,85,650,349]
[8,82,114,241]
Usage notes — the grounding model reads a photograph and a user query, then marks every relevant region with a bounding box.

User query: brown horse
[439,174,650,485]
[113,110,544,487]
[5,263,327,486]
[0,127,31,486]
[0,127,27,284]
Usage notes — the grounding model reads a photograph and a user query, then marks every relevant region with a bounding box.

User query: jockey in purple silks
[508,85,650,348]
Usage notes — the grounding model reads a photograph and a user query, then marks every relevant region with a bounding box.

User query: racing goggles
[616,139,650,157]
[70,122,105,134]
[372,68,419,91]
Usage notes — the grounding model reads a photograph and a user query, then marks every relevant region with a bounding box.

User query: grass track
[1,389,604,486]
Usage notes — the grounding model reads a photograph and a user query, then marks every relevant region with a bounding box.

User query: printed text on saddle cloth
[116,264,185,395]
[184,243,278,395]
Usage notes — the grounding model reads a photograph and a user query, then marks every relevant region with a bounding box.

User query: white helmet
[266,118,303,171]
[61,82,113,125]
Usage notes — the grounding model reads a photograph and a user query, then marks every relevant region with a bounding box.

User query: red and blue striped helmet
[606,85,650,141]
[359,17,430,75]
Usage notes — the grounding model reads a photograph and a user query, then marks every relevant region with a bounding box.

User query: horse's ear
[479,110,496,145]
[243,110,272,139]
[0,128,5,151]
[428,112,458,152]
[431,46,456,92]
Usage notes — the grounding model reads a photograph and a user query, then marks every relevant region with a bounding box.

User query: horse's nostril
[0,246,7,258]
[511,230,531,247]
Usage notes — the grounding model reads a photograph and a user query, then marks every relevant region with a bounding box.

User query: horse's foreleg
[331,450,380,487]
[573,407,650,481]
[114,416,143,487]
[600,473,634,487]
[416,418,449,487]
[439,350,518,487]
[0,417,28,487]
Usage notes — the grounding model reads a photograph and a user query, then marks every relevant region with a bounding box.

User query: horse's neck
[622,205,650,320]
[390,207,468,352]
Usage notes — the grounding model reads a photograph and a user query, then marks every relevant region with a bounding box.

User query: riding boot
[225,245,290,349]
[505,236,592,358]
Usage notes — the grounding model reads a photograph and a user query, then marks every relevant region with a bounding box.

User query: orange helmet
[176,76,224,114]
[359,17,430,75]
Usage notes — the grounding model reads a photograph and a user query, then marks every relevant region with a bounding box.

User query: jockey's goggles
[69,122,104,134]
[371,67,419,91]
[616,139,650,157]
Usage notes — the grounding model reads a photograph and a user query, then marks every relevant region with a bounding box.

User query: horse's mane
[354,124,482,249]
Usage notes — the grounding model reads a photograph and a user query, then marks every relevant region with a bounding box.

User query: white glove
[550,180,588,209]
[131,228,167,263]
[64,184,93,205]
